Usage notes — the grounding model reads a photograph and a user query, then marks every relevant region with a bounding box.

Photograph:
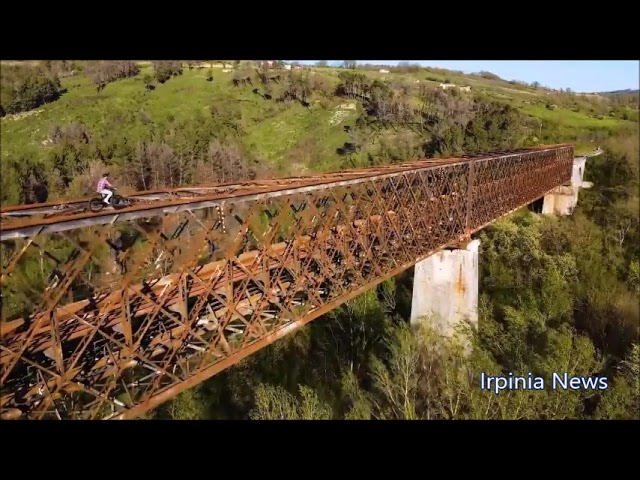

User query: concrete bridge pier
[410,239,480,338]
[542,156,593,216]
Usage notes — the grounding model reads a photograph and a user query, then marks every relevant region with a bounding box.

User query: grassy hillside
[1,60,637,206]
[1,67,350,167]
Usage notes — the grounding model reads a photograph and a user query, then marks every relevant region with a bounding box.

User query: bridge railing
[0,144,573,420]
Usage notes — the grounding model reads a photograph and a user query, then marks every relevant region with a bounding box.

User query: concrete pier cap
[462,238,480,253]
[542,155,591,216]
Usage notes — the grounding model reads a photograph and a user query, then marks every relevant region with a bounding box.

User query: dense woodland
[1,60,638,419]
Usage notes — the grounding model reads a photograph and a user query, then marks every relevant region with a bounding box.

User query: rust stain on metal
[0,144,575,420]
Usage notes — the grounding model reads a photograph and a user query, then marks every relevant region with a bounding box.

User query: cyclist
[96,173,114,205]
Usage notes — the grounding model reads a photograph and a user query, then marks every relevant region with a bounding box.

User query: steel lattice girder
[0,145,574,420]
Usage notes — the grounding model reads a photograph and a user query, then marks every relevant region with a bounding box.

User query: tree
[478,71,501,80]
[368,323,421,419]
[85,61,140,91]
[250,384,332,419]
[628,261,640,294]
[152,61,182,84]
[195,140,256,184]
[154,386,209,420]
[462,101,527,153]
[596,343,640,419]
[0,65,63,114]
[209,100,244,139]
[185,60,201,70]
[336,71,369,99]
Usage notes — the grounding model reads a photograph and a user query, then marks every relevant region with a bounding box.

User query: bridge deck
[0,144,573,420]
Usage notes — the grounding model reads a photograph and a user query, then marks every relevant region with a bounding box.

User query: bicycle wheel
[111,194,125,208]
[89,198,105,212]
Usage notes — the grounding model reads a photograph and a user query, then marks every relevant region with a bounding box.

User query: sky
[291,60,639,93]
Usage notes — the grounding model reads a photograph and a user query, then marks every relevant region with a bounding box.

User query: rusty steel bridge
[0,144,574,420]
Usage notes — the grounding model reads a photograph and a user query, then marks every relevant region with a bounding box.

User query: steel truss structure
[0,144,574,420]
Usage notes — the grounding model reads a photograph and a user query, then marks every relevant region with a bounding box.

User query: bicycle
[88,189,129,212]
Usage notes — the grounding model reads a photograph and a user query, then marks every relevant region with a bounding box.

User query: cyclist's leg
[99,189,113,204]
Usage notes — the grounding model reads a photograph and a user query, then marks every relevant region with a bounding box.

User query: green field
[2,63,632,162]
[520,104,629,129]
[0,67,354,169]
